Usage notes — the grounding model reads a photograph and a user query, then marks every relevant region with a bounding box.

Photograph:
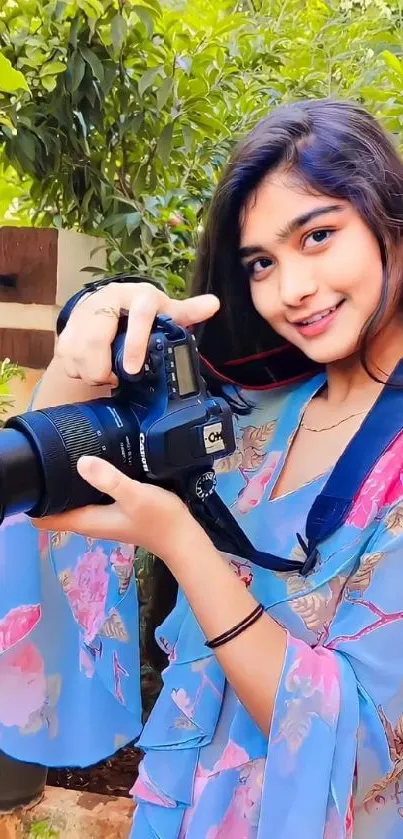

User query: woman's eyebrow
[239,204,345,258]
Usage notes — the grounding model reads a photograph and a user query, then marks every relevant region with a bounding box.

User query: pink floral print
[59,547,109,643]
[110,544,135,595]
[0,643,46,728]
[236,451,282,513]
[0,604,41,654]
[347,432,403,529]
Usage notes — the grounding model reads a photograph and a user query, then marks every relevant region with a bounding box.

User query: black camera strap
[189,359,403,576]
[189,490,305,573]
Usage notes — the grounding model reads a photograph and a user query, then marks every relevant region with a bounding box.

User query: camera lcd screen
[174,344,198,397]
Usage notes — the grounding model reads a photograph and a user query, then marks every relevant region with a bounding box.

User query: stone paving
[0,787,134,838]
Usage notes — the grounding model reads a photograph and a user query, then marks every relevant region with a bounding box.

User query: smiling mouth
[294,301,344,326]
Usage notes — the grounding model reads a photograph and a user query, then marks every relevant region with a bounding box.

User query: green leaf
[157,122,173,165]
[100,64,117,97]
[130,112,143,134]
[132,162,148,195]
[89,244,106,259]
[133,5,155,37]
[111,193,140,211]
[359,87,394,103]
[111,14,127,55]
[167,271,185,292]
[156,76,174,111]
[69,17,79,49]
[136,0,162,16]
[81,0,104,17]
[125,211,142,234]
[182,124,194,154]
[80,265,108,274]
[0,114,14,130]
[191,109,230,136]
[138,66,161,97]
[39,61,67,77]
[70,51,85,92]
[41,76,58,92]
[73,109,88,139]
[102,212,130,233]
[80,265,107,275]
[80,47,104,84]
[16,129,36,162]
[381,50,403,79]
[0,53,29,93]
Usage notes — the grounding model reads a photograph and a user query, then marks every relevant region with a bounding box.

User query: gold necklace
[301,409,368,433]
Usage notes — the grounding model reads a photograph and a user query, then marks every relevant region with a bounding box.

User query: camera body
[0,316,236,522]
[111,314,235,484]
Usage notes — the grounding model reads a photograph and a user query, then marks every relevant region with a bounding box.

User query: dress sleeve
[263,502,403,838]
[0,513,142,767]
[0,382,142,766]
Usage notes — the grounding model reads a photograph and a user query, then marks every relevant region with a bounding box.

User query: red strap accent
[223,344,291,367]
[200,354,312,391]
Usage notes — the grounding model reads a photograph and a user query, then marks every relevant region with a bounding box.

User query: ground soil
[47,745,143,798]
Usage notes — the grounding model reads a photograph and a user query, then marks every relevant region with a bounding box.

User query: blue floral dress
[1,375,403,838]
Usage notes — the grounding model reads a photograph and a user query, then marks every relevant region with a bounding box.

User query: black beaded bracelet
[205,603,265,650]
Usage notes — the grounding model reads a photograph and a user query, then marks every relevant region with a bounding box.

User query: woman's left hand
[32,456,193,558]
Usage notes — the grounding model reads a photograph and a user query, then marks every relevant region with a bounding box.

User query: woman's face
[239,169,387,365]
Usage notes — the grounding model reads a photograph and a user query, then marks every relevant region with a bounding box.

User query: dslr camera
[0,316,236,524]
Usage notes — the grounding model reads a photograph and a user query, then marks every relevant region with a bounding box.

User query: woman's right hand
[55,281,220,386]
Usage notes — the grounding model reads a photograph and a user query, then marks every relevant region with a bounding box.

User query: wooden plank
[0,228,58,305]
[0,328,55,369]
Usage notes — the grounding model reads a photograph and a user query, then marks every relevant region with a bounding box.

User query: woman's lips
[292,301,344,338]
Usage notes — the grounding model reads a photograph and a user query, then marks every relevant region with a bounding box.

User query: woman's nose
[278,262,318,307]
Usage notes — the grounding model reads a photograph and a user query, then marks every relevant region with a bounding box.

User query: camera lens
[0,428,44,522]
[0,398,142,523]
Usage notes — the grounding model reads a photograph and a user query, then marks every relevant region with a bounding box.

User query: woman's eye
[304,229,334,248]
[247,257,273,278]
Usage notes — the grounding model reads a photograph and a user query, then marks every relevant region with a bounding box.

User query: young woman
[2,98,403,837]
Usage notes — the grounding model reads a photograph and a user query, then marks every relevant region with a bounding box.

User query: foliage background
[1,0,403,295]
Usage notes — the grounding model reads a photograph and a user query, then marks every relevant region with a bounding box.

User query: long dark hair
[144,97,403,675]
[193,98,403,381]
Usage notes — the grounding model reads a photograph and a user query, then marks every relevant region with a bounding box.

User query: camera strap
[189,359,403,576]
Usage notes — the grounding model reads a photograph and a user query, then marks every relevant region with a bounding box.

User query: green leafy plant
[0,48,32,223]
[0,51,29,95]
[28,820,59,838]
[0,0,402,293]
[0,358,25,424]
